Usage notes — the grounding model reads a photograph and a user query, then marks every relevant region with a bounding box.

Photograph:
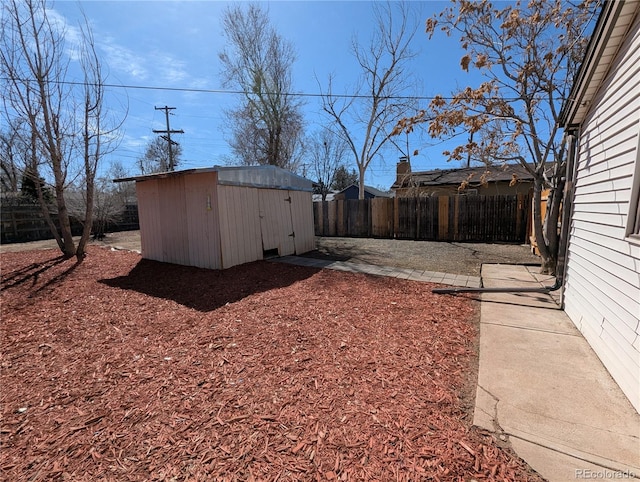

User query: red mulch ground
[1,247,543,481]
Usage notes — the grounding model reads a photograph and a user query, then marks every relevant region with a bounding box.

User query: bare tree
[67,161,135,240]
[108,160,136,207]
[219,3,304,171]
[394,0,599,275]
[306,128,350,200]
[225,101,303,172]
[137,137,183,174]
[320,1,420,200]
[1,0,122,260]
[0,119,27,194]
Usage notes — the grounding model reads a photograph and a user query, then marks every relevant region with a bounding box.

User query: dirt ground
[0,231,143,255]
[1,230,541,277]
[0,247,544,481]
[309,237,540,277]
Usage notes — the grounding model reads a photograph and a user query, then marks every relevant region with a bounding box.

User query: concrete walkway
[275,255,482,288]
[276,256,640,481]
[476,264,640,481]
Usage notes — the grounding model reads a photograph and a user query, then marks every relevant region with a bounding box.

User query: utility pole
[153,106,184,171]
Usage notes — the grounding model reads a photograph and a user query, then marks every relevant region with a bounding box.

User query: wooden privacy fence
[1,199,140,244]
[314,194,532,243]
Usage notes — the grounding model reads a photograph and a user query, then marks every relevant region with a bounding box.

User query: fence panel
[346,200,369,237]
[370,198,394,238]
[1,198,139,244]
[396,197,416,240]
[313,193,531,243]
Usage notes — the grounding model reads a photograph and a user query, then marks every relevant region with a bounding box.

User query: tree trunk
[542,174,565,275]
[29,131,65,252]
[34,174,64,252]
[52,170,76,258]
[358,165,366,200]
[540,253,557,275]
[76,182,94,262]
[532,177,556,275]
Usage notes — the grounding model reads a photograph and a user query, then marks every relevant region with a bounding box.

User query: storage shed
[116,166,315,270]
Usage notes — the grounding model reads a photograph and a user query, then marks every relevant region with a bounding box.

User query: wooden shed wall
[136,179,163,262]
[259,189,295,255]
[158,176,189,266]
[289,190,315,254]
[184,172,222,269]
[216,184,262,269]
[136,173,222,269]
[564,13,640,412]
[136,171,314,271]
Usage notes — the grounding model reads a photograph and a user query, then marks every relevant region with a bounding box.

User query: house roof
[312,192,337,202]
[560,0,640,126]
[114,165,314,192]
[340,184,391,197]
[392,163,534,190]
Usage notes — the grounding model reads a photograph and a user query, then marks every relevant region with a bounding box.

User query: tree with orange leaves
[393,0,600,275]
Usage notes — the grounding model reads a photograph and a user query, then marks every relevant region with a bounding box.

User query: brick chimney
[396,156,411,186]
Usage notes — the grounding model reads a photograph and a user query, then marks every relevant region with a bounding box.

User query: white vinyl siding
[626,132,640,238]
[564,12,640,412]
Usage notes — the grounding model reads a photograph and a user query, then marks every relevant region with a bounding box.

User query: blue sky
[52,1,482,190]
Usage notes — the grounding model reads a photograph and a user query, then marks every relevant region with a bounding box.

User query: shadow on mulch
[100,258,320,312]
[0,254,81,296]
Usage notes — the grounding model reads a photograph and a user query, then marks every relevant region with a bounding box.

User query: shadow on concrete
[100,258,320,312]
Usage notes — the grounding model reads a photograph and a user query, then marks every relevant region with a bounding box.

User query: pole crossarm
[153,105,184,171]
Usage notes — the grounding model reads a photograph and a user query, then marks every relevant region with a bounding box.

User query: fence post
[438,196,448,240]
[314,202,322,235]
[393,197,399,238]
[454,195,460,241]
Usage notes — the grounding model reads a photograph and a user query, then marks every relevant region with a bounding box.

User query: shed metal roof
[114,165,314,192]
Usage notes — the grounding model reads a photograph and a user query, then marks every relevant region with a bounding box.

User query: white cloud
[45,7,83,60]
[100,37,149,81]
[151,51,189,84]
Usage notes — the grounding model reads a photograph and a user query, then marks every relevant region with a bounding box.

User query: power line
[0,76,521,101]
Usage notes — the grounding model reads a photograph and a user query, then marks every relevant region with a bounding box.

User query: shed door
[258,189,295,256]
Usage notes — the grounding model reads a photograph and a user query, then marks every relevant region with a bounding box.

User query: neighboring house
[559,0,640,412]
[333,184,392,200]
[115,165,315,270]
[312,191,337,202]
[391,158,534,197]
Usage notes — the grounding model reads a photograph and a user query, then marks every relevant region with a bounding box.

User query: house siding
[564,12,640,411]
